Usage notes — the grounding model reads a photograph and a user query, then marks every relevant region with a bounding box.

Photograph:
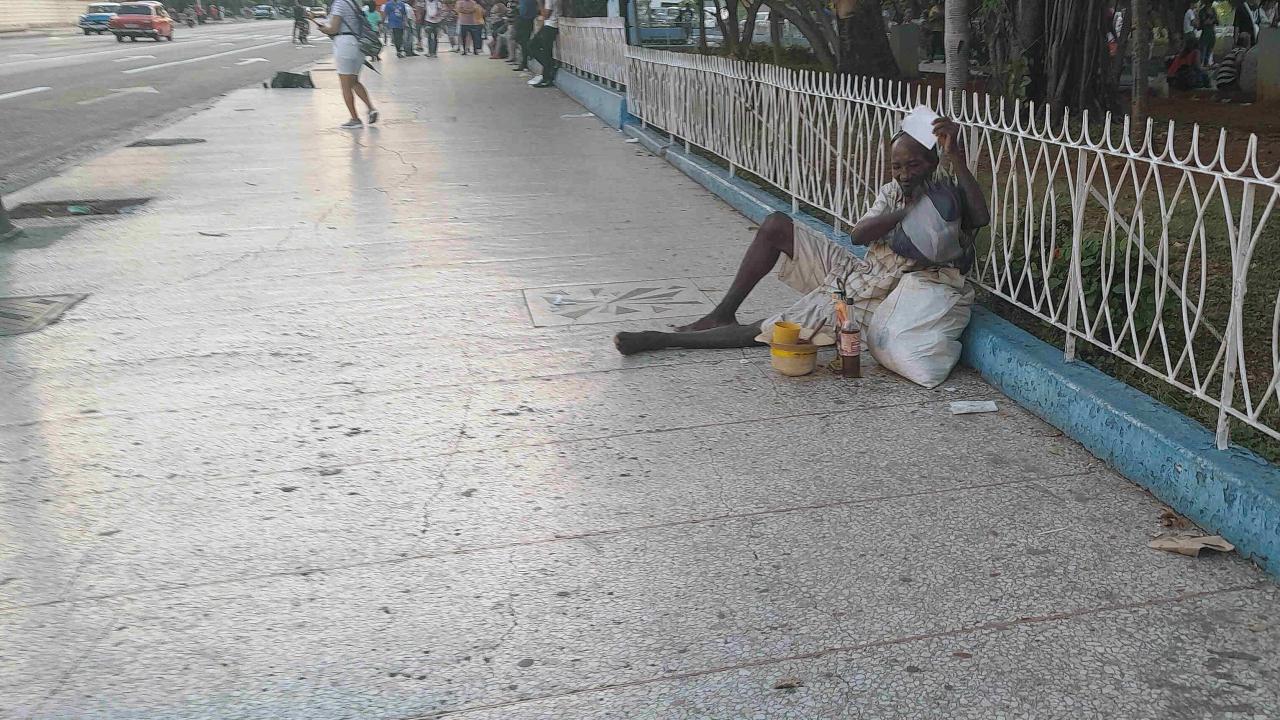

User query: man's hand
[932,117,966,163]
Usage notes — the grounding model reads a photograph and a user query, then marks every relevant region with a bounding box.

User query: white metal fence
[625,46,1280,450]
[554,17,628,88]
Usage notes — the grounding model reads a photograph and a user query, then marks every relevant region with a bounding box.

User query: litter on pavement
[950,400,999,415]
[1148,534,1235,558]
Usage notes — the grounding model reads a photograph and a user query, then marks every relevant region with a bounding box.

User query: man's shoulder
[875,181,902,202]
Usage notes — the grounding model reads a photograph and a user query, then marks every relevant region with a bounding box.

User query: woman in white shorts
[316,0,379,129]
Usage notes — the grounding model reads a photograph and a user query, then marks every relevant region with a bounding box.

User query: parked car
[252,4,277,18]
[79,2,120,34]
[109,1,173,41]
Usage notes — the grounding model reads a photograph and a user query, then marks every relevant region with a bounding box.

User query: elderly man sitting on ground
[613,117,990,356]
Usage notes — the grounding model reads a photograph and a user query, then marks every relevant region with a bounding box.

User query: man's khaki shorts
[762,220,916,333]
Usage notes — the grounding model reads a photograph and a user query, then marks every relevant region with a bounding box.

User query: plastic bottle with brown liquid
[833,290,861,378]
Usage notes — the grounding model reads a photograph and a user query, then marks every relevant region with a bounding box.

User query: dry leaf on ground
[1158,507,1195,530]
[1148,534,1234,557]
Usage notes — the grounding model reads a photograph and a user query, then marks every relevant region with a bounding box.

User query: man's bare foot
[672,313,736,332]
[614,331,666,356]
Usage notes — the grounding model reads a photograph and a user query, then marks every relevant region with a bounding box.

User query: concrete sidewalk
[1,52,1277,719]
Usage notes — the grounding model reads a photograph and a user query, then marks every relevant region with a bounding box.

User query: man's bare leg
[673,212,795,332]
[614,323,764,356]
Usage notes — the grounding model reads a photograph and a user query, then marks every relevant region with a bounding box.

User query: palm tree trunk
[1132,0,1149,133]
[945,0,971,107]
[1018,0,1044,102]
[770,7,784,64]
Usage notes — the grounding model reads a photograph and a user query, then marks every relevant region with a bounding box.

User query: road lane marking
[76,86,160,105]
[2,39,216,69]
[235,57,269,65]
[123,40,289,74]
[112,55,157,62]
[0,86,51,102]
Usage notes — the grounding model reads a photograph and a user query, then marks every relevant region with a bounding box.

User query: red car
[109,1,174,42]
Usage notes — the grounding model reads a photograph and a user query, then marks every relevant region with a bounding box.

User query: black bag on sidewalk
[270,71,316,88]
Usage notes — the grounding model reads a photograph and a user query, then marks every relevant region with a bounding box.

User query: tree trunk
[1043,0,1112,115]
[945,0,970,106]
[737,0,767,58]
[773,4,838,68]
[770,7,784,64]
[711,0,736,55]
[1018,0,1045,102]
[834,0,900,78]
[1131,0,1149,133]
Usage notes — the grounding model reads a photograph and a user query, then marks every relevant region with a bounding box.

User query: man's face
[890,138,936,195]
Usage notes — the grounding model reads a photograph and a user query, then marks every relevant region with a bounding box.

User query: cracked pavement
[1,49,1279,719]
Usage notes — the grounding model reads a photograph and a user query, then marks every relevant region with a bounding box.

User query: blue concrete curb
[530,62,627,130]
[622,120,1280,575]
[962,308,1280,574]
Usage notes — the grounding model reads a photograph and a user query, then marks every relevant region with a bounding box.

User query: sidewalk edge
[529,61,627,130]
[621,120,1280,576]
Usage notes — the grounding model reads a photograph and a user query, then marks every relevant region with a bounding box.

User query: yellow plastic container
[772,321,802,345]
[769,343,819,377]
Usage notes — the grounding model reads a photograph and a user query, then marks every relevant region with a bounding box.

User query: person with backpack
[316,0,379,129]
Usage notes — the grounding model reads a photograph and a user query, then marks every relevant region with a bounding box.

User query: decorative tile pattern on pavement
[523,279,714,327]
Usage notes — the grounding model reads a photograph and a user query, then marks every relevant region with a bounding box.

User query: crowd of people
[313,0,562,128]
[1166,0,1274,96]
[331,0,558,66]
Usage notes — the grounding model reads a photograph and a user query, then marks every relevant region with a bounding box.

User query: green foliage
[737,42,825,70]
[568,0,609,17]
[1047,232,1160,337]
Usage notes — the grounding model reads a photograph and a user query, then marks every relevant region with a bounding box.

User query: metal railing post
[789,90,800,214]
[1063,148,1090,363]
[1215,183,1256,450]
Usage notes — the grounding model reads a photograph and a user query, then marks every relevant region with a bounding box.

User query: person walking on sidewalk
[403,0,419,54]
[317,0,379,129]
[413,0,428,51]
[526,0,561,87]
[456,0,483,54]
[511,0,538,70]
[442,0,459,50]
[365,1,385,46]
[293,0,311,44]
[422,0,443,55]
[385,0,410,56]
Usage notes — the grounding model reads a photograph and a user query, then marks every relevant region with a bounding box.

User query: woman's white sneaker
[340,118,364,129]
[526,74,543,85]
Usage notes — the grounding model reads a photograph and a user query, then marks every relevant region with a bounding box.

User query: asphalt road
[0,19,330,192]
